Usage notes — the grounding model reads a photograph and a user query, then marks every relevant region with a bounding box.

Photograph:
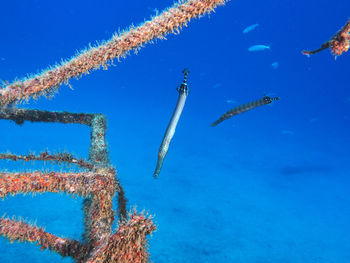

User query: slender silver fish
[242,23,259,34]
[153,69,189,178]
[248,45,270,52]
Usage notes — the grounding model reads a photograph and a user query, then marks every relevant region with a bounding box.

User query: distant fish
[248,45,270,52]
[271,62,279,69]
[212,83,222,89]
[242,23,259,34]
[282,130,294,135]
[226,99,237,104]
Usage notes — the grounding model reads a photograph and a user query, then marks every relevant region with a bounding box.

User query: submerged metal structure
[0,108,155,262]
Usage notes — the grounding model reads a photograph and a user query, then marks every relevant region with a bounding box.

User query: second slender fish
[211,95,279,127]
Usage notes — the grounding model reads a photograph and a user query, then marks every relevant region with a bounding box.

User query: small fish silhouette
[248,45,270,52]
[242,23,259,34]
[271,62,279,69]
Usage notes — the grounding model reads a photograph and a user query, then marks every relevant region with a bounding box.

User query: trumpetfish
[153,69,189,178]
[211,95,279,127]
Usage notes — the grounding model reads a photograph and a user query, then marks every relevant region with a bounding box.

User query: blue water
[1,0,350,262]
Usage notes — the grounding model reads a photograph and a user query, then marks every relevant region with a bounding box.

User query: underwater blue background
[1,0,350,262]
